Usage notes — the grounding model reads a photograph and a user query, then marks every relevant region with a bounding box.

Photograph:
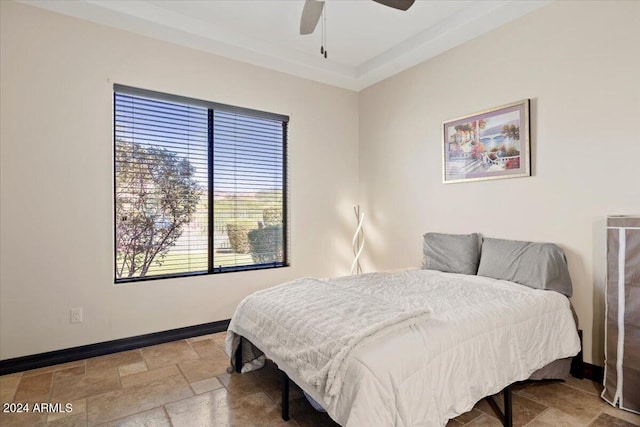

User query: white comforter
[226,269,580,427]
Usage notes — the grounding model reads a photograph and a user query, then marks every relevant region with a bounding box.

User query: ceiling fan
[300,0,415,35]
[300,0,415,58]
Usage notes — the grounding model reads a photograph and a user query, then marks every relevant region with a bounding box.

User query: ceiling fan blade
[300,0,325,35]
[372,0,415,11]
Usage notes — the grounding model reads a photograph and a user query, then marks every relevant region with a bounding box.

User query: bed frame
[234,339,514,427]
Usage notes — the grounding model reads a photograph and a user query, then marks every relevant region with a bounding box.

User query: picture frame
[442,99,530,184]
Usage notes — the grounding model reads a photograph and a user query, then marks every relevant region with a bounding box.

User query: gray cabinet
[602,216,640,414]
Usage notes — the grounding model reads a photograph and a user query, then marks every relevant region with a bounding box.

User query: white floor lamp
[351,205,364,275]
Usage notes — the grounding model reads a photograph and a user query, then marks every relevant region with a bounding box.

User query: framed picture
[442,99,530,184]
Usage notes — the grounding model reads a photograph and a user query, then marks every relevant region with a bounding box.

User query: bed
[225,234,581,427]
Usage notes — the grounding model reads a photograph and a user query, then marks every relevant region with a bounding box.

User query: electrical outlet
[70,308,83,323]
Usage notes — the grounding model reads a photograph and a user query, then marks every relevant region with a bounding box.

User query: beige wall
[0,2,359,359]
[358,1,640,365]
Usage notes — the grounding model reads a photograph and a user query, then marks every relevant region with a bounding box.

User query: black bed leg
[486,385,514,427]
[503,385,513,427]
[280,370,290,421]
[234,337,243,373]
[570,330,584,379]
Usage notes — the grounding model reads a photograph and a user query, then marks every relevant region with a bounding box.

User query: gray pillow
[422,232,482,275]
[477,238,573,297]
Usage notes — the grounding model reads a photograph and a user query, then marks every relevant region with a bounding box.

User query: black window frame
[113,84,289,284]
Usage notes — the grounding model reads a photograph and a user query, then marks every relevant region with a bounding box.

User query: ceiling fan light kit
[299,0,415,59]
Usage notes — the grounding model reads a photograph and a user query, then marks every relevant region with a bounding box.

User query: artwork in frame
[442,99,530,184]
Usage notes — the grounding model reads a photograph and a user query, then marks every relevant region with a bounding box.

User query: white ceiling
[22,0,548,91]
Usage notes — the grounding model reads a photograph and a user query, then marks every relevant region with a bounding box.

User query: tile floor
[1,332,638,427]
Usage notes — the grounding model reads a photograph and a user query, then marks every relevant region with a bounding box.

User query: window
[114,85,288,282]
